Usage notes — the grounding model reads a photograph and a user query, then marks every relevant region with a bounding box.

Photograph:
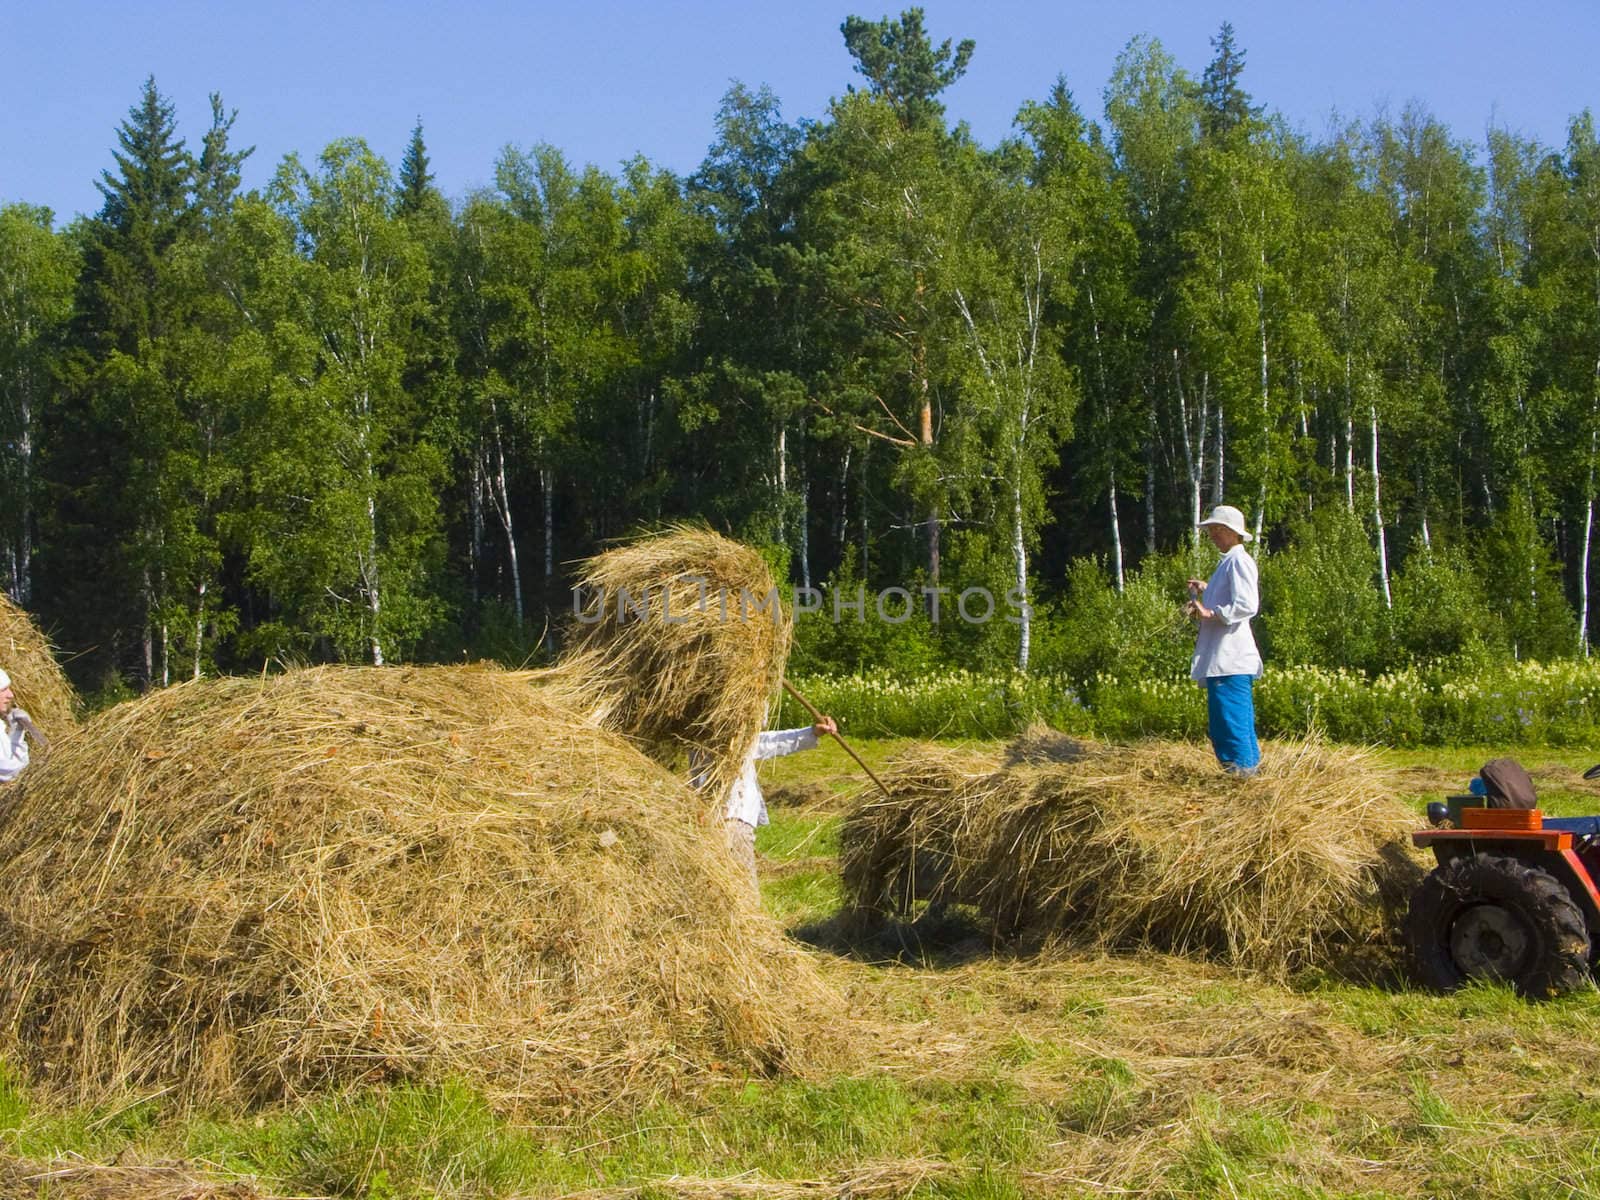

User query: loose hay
[542,526,790,805]
[0,1157,265,1200]
[0,664,839,1110]
[0,590,78,735]
[841,731,1423,976]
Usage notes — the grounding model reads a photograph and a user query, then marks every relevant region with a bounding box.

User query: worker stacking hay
[0,590,78,733]
[0,664,838,1110]
[544,526,791,805]
[842,730,1423,976]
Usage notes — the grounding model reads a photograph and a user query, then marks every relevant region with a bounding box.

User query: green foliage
[1257,505,1384,671]
[18,32,1600,694]
[787,556,943,678]
[1388,539,1496,663]
[1482,492,1576,660]
[1039,554,1196,689]
[839,7,974,131]
[0,203,76,604]
[779,668,1085,740]
[786,657,1600,746]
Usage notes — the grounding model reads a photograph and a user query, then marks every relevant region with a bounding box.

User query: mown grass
[7,738,1600,1198]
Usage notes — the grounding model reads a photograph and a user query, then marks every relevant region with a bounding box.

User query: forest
[3,8,1598,696]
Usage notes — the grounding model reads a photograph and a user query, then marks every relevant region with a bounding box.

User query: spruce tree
[397,119,446,220]
[1198,22,1257,140]
[39,76,199,689]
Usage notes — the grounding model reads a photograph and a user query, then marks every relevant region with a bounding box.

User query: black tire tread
[1405,853,1591,999]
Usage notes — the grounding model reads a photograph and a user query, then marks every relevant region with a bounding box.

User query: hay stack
[0,664,838,1110]
[0,590,78,734]
[544,526,791,803]
[842,730,1422,976]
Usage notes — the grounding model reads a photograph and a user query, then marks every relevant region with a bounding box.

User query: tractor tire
[1405,853,1592,999]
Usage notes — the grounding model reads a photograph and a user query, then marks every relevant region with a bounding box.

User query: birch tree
[0,206,75,605]
[250,139,444,663]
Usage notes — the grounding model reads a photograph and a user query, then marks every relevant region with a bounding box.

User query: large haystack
[0,590,78,735]
[842,730,1423,976]
[0,664,838,1110]
[543,527,791,803]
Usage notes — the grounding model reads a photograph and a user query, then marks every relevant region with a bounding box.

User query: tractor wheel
[1405,853,1592,999]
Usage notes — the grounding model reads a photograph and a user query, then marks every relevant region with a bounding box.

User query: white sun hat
[1198,504,1252,542]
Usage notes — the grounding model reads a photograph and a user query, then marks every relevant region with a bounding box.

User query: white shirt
[0,709,33,782]
[1190,544,1263,682]
[695,726,819,827]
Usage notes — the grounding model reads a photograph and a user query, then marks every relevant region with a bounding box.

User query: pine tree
[840,7,974,131]
[194,93,252,225]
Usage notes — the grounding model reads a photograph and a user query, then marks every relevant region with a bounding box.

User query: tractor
[1406,765,1600,998]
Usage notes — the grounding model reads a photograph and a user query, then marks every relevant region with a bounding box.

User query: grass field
[7,738,1600,1198]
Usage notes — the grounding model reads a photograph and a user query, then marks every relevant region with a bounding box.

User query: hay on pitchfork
[0,590,78,735]
[0,664,839,1111]
[841,729,1423,976]
[543,526,791,804]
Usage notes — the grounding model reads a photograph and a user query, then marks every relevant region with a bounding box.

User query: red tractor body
[1408,807,1600,997]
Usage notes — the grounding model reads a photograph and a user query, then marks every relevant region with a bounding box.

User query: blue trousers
[1206,675,1261,774]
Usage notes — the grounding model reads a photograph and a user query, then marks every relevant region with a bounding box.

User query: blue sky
[3,0,1596,223]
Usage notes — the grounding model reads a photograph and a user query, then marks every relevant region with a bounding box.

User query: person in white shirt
[0,667,44,783]
[695,715,837,888]
[1185,504,1263,775]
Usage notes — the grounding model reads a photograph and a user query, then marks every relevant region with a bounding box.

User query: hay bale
[841,733,1423,976]
[543,526,790,804]
[0,664,838,1110]
[0,591,78,735]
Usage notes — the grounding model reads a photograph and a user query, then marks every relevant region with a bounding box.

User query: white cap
[0,669,12,690]
[1198,504,1252,542]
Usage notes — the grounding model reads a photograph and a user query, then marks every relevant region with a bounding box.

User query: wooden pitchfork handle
[782,679,894,801]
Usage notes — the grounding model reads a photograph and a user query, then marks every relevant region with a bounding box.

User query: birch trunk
[800,478,811,591]
[775,422,787,549]
[1174,350,1208,538]
[469,452,484,606]
[366,488,383,666]
[1371,402,1392,608]
[1212,395,1225,507]
[919,368,940,587]
[1255,274,1268,543]
[1108,469,1125,593]
[836,446,851,552]
[1085,274,1124,591]
[1145,404,1157,556]
[1013,483,1030,671]
[1583,422,1597,656]
[488,423,523,626]
[193,579,206,681]
[141,565,154,688]
[543,466,554,585]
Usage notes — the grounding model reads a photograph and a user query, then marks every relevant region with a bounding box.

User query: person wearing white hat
[1185,504,1263,775]
[0,667,45,783]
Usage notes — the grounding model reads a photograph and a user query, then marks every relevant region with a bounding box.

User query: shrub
[1258,506,1385,673]
[789,658,1600,747]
